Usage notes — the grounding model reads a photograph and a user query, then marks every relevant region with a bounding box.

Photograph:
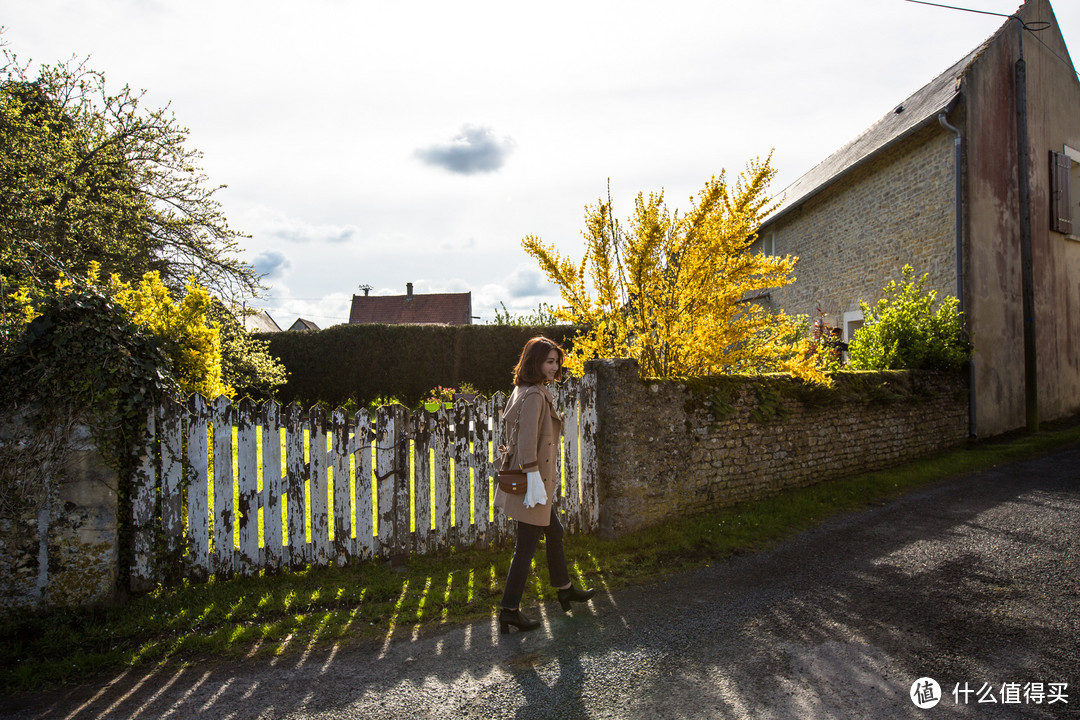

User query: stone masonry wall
[762,125,957,333]
[1,361,971,609]
[588,359,969,538]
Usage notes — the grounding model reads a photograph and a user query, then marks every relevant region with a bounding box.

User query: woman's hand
[523,471,547,508]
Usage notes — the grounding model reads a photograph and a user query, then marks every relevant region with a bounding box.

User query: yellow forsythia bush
[110,270,233,399]
[523,154,829,384]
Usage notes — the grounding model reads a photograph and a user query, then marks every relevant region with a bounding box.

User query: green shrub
[848,265,972,372]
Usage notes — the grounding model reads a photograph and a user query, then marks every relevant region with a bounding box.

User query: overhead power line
[904,0,1079,79]
[904,0,1011,18]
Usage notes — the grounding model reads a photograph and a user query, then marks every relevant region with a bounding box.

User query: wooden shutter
[1050,150,1073,235]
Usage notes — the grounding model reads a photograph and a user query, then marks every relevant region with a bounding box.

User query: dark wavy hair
[513,336,565,386]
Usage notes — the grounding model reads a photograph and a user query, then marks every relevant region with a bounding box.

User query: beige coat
[493,383,563,526]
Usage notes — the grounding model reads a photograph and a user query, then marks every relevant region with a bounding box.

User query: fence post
[236,398,259,574]
[470,399,491,549]
[285,402,308,568]
[432,406,453,552]
[186,394,210,579]
[262,401,284,570]
[412,409,434,555]
[159,400,184,581]
[309,406,331,567]
[375,405,397,559]
[393,404,411,562]
[352,408,375,560]
[331,407,351,564]
[130,409,157,590]
[211,395,236,576]
[488,392,510,546]
[452,403,473,550]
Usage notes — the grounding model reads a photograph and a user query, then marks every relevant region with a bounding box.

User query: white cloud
[438,236,478,253]
[244,207,362,245]
[255,290,353,331]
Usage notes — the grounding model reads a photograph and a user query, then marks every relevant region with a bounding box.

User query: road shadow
[2,442,1078,719]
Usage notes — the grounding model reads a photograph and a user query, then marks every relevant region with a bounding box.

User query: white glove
[523,471,547,508]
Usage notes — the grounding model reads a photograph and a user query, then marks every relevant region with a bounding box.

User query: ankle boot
[499,607,541,634]
[557,585,597,612]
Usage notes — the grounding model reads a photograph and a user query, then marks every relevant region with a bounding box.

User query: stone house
[756,0,1080,436]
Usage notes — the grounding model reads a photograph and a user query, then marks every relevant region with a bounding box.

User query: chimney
[406,282,413,300]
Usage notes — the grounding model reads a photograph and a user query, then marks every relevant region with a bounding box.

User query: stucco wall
[963,0,1080,435]
[760,125,957,333]
[589,359,970,539]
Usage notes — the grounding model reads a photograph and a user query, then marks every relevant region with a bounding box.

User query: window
[1050,147,1080,237]
[843,310,863,343]
[751,232,776,256]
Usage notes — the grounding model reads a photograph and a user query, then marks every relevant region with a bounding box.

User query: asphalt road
[3,441,1079,719]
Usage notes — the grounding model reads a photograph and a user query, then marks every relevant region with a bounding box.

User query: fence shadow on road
[6,444,1079,719]
[7,600,613,719]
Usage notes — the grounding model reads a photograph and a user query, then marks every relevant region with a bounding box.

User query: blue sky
[3,0,1078,327]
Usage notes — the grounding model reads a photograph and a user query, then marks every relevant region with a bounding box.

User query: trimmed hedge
[259,324,578,408]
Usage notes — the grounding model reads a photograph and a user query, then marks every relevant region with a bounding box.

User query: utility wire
[1023,24,1080,78]
[904,0,1080,80]
[260,296,348,302]
[904,0,1010,18]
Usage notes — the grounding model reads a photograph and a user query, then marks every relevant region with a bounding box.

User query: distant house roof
[288,318,320,331]
[766,37,993,226]
[244,309,281,333]
[349,283,472,325]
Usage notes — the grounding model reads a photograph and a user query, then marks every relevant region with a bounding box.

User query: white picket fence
[130,377,597,584]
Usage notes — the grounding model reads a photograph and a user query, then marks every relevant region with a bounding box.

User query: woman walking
[495,336,595,634]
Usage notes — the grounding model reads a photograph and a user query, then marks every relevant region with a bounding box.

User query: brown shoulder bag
[496,389,534,495]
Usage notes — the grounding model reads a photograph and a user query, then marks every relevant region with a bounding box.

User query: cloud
[466,264,562,322]
[505,263,550,298]
[270,221,360,245]
[415,124,516,175]
[254,289,353,330]
[244,206,361,245]
[251,249,291,279]
[438,236,477,253]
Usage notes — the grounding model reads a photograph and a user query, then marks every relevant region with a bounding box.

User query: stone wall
[588,359,970,538]
[759,125,957,335]
[0,420,119,616]
[0,362,971,609]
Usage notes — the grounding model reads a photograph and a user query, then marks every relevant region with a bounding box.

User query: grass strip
[2,420,1078,694]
